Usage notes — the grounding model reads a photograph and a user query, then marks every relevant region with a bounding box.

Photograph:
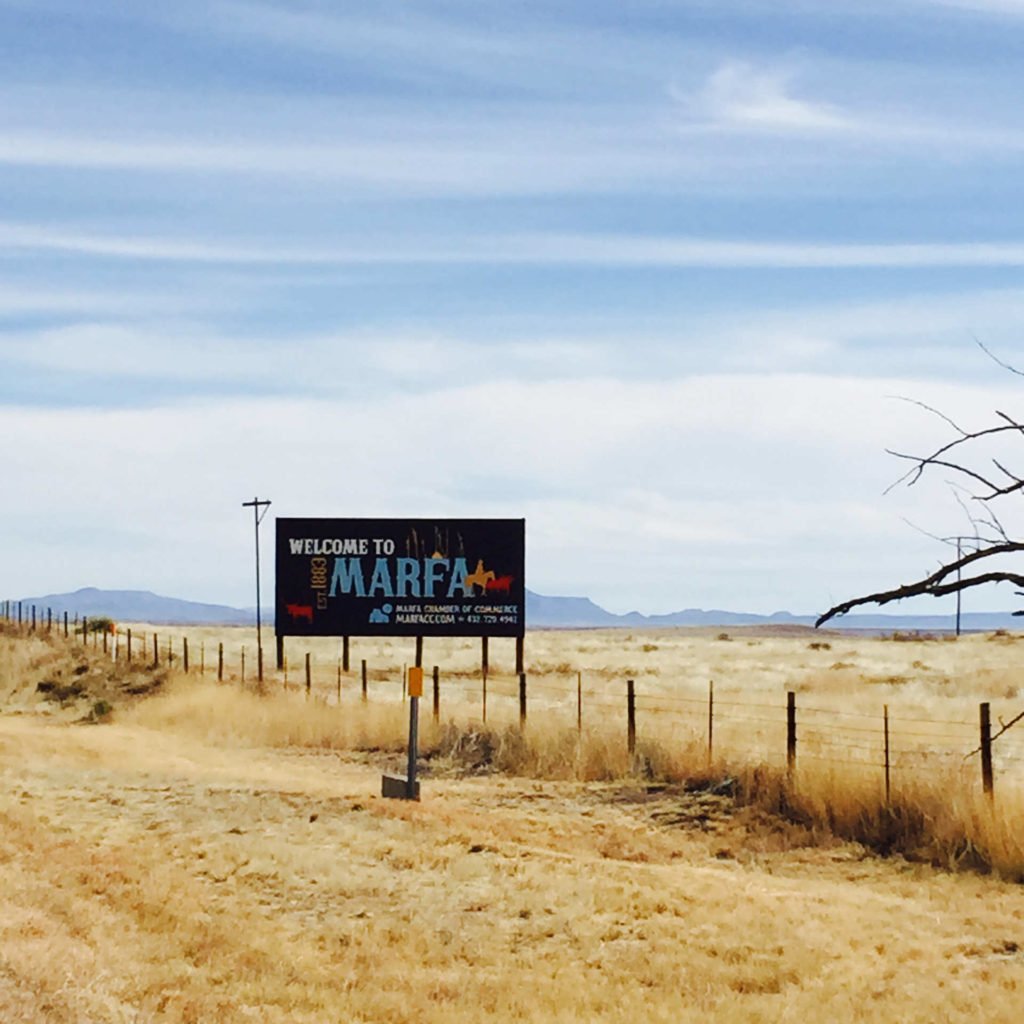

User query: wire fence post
[787,691,797,779]
[980,701,994,802]
[707,680,714,768]
[481,638,488,723]
[519,672,527,728]
[577,671,582,733]
[883,704,891,805]
[627,679,636,758]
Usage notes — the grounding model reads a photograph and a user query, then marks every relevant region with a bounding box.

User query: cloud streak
[11,222,1024,269]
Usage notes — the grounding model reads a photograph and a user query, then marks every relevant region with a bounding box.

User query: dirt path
[3,713,1024,1023]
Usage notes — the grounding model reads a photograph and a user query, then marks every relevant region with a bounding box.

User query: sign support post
[383,665,422,800]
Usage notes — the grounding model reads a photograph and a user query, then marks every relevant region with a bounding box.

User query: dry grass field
[4,622,1024,1022]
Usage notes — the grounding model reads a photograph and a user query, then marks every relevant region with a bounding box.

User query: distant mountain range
[6,586,1020,632]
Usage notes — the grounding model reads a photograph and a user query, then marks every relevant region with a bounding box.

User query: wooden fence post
[519,672,527,728]
[152,632,158,667]
[241,646,246,682]
[980,701,994,801]
[883,704,891,805]
[102,627,108,655]
[481,637,488,723]
[82,616,88,646]
[47,608,52,633]
[31,605,36,632]
[218,642,224,682]
[433,665,440,723]
[708,680,714,768]
[126,628,132,664]
[787,691,797,778]
[63,611,69,638]
[183,637,189,674]
[361,659,367,702]
[305,652,311,698]
[343,635,350,673]
[627,679,636,757]
[577,671,582,733]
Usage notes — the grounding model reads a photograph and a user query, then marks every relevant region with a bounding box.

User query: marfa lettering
[329,557,479,599]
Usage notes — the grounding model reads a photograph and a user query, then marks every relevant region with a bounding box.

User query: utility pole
[242,497,272,678]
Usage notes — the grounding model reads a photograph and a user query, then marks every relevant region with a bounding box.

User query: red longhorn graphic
[286,603,314,623]
[485,575,514,594]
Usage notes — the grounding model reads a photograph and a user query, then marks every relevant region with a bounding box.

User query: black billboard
[275,518,525,638]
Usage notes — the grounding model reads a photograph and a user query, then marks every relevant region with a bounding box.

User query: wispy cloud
[680,61,857,135]
[10,222,1024,269]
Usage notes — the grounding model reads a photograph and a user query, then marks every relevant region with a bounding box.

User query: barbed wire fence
[3,598,1019,802]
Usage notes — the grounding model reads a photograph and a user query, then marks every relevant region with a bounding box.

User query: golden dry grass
[5,622,1024,1021]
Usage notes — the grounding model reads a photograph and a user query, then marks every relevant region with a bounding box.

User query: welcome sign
[275,518,525,638]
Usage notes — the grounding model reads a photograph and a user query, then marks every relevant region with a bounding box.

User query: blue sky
[4,0,1024,615]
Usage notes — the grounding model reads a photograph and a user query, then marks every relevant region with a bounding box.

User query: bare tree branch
[816,545,1024,627]
[964,708,1024,760]
[820,351,1024,629]
[888,395,970,436]
[975,336,1024,377]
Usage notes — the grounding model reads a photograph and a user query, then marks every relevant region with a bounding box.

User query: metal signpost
[383,666,423,799]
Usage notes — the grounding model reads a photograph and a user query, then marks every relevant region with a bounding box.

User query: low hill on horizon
[7,586,1020,632]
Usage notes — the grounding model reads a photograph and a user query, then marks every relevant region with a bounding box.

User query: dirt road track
[3,714,1024,1023]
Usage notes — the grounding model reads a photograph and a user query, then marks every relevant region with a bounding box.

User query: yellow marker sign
[408,666,424,698]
